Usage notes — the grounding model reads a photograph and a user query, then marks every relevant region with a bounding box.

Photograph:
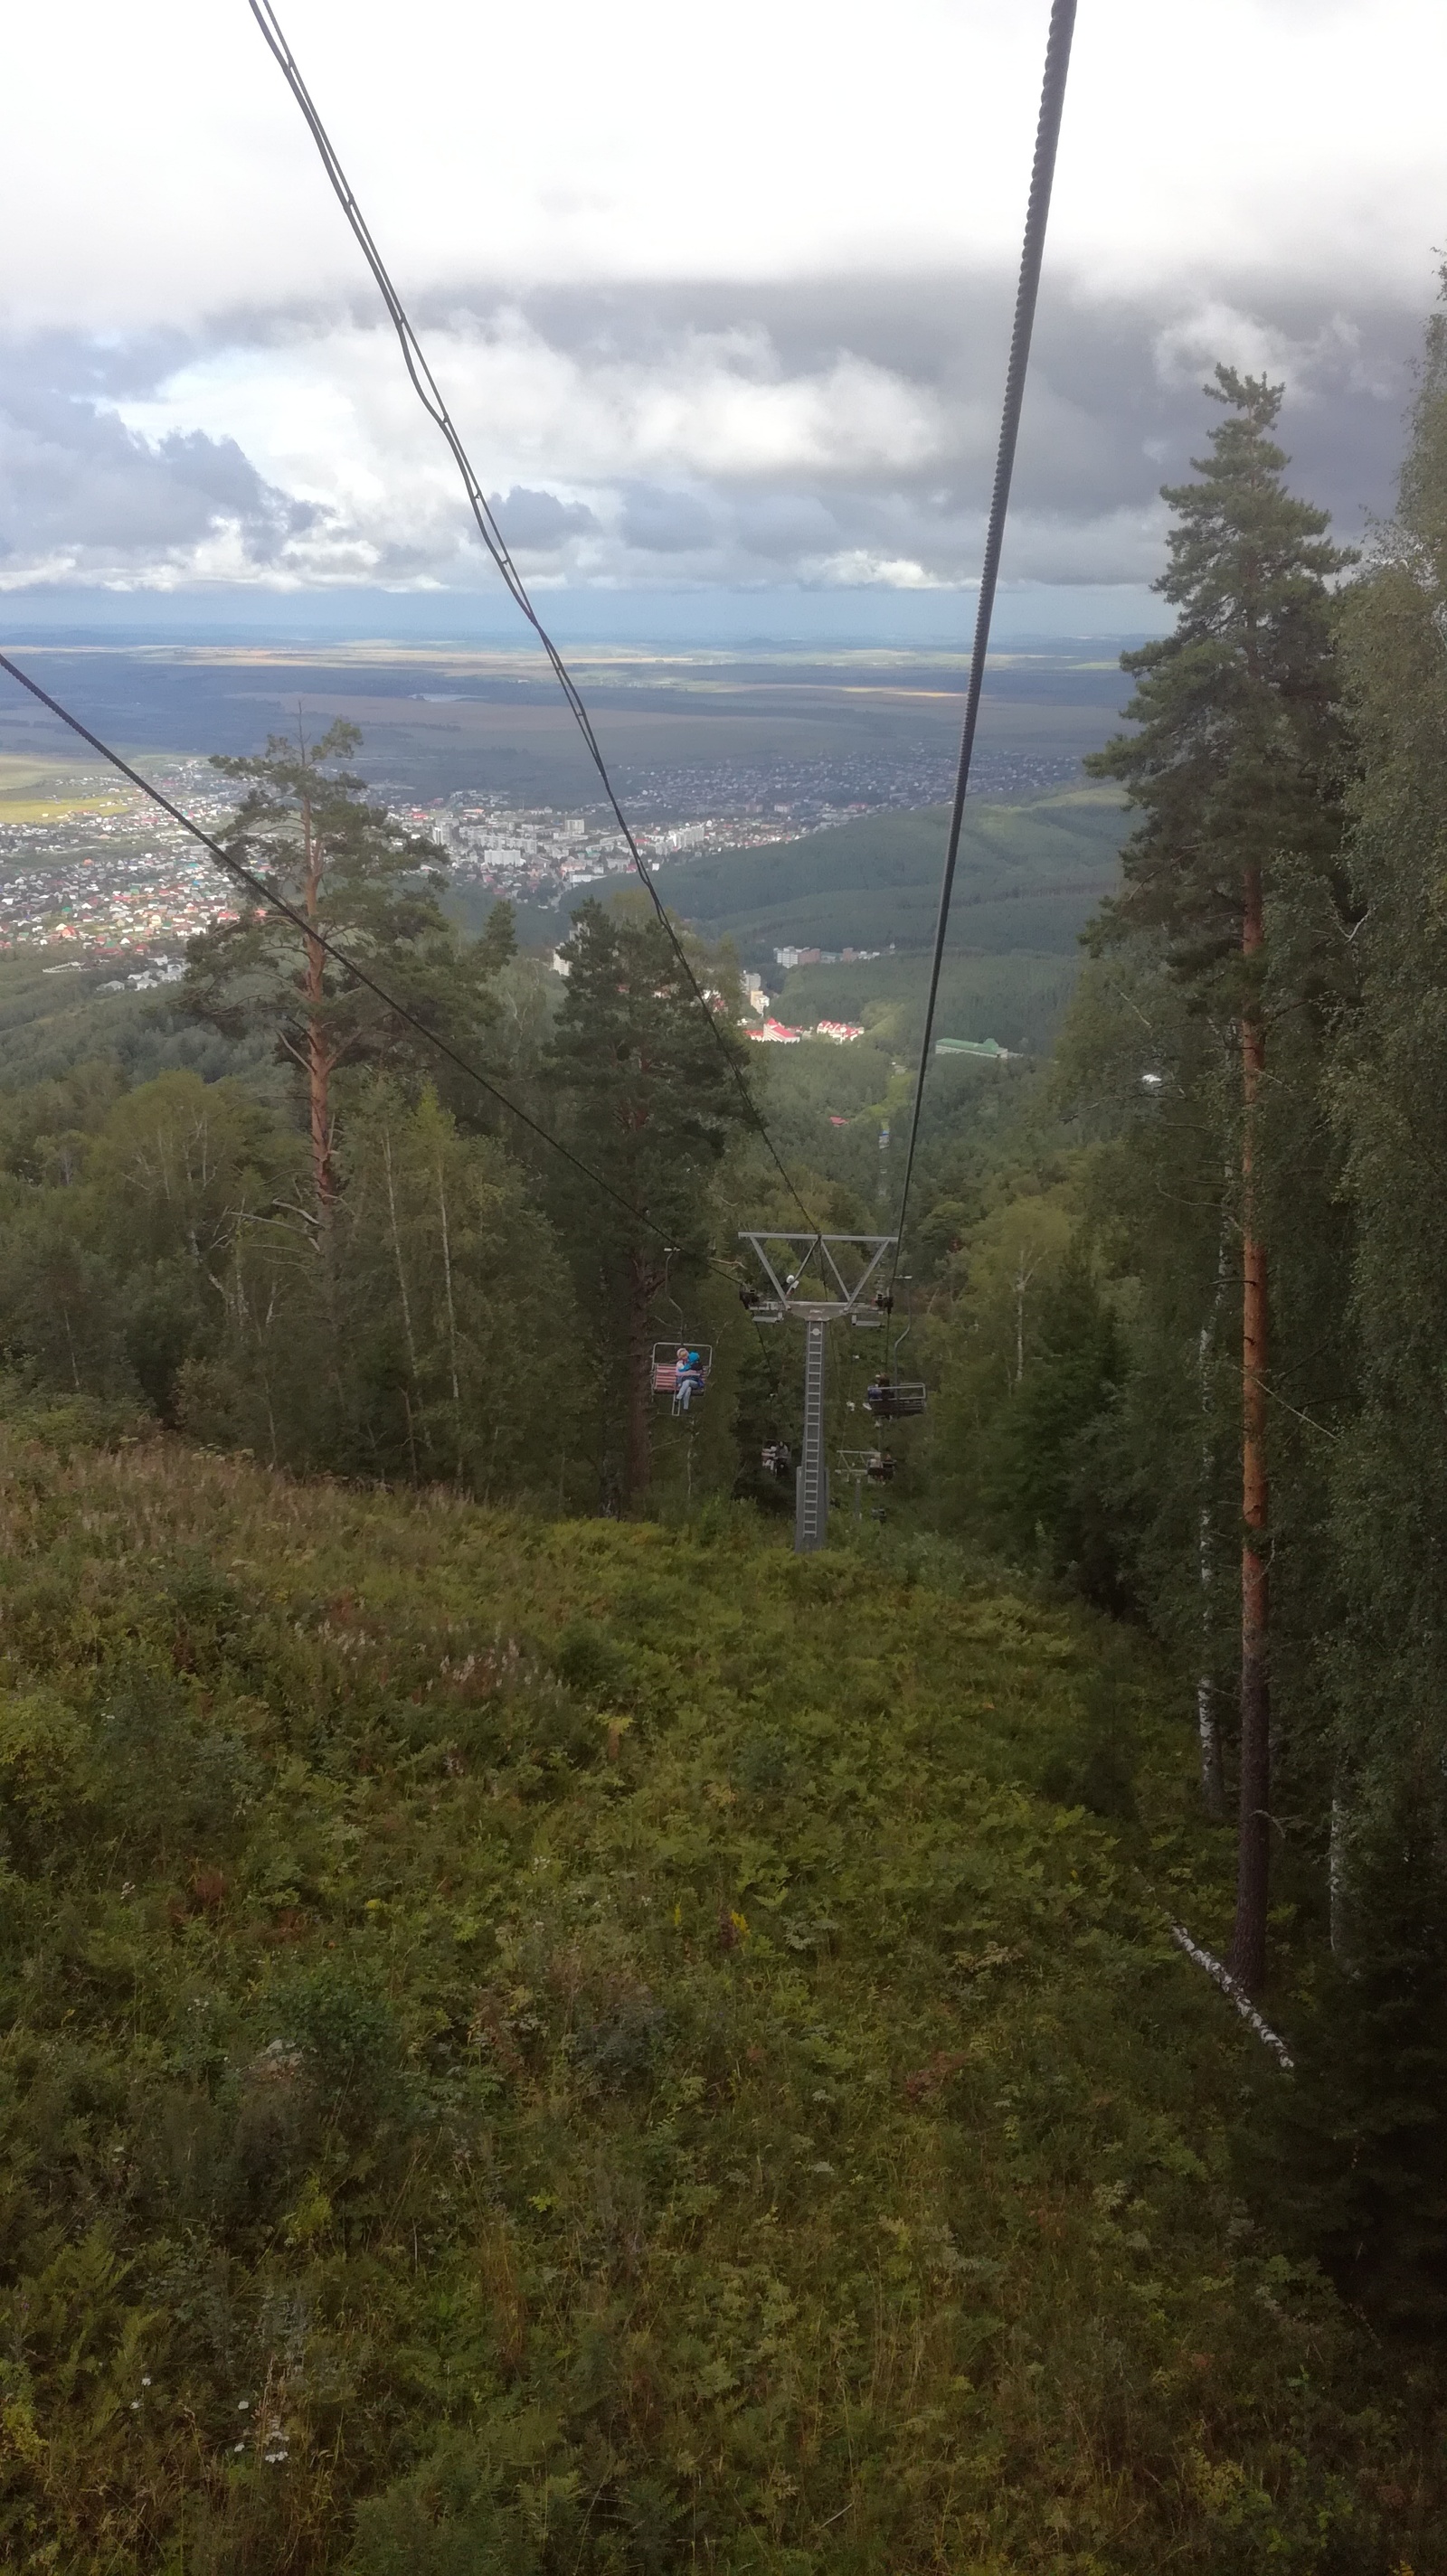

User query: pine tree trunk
[1196,1233,1228,1821]
[1231,863,1271,1994]
[624,1256,652,1512]
[307,1002,332,1218]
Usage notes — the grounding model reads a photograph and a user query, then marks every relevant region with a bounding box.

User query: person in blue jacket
[675,1346,707,1411]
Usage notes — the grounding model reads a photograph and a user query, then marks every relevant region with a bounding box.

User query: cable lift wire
[245,0,821,1255]
[0,648,695,1256]
[885,0,1077,1300]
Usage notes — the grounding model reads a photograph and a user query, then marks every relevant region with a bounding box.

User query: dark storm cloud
[502,268,1422,537]
[0,263,1428,592]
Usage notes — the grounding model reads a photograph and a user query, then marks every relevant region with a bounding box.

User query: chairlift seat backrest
[651,1341,714,1406]
[865,1379,927,1419]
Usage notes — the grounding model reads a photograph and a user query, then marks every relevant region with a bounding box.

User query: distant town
[0,736,1081,960]
[0,761,242,957]
[0,760,865,958]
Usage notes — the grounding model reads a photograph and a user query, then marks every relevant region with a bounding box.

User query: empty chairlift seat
[651,1342,714,1414]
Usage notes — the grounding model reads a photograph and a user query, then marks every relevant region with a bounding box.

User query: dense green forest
[645,787,1124,966]
[4,298,1447,2565]
[444,784,1121,967]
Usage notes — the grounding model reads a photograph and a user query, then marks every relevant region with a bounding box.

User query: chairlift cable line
[885,0,1077,1301]
[244,0,822,1256]
[0,648,694,1252]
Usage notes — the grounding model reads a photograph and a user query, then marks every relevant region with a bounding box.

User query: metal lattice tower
[796,1319,828,1552]
[737,1231,896,1555]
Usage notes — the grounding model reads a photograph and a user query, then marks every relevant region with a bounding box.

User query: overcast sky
[2,0,1443,628]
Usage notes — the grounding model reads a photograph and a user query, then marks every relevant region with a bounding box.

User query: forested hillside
[649,786,1124,964]
[3,300,1447,2572]
[0,955,278,1096]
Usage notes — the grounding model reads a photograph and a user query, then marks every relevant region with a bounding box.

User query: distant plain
[0,639,1131,805]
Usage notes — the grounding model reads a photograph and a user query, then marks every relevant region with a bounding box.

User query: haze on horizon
[3,0,1444,637]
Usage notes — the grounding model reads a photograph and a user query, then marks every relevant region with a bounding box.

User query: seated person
[675,1346,707,1411]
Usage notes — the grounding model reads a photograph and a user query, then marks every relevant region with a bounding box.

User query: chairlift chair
[836,1446,894,1486]
[761,1442,793,1480]
[865,1373,927,1420]
[650,1341,714,1415]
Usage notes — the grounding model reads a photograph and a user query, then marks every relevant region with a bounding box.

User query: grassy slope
[0,1409,1433,2573]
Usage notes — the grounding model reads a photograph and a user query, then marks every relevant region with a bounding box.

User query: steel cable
[886,0,1077,1297]
[0,648,700,1253]
[246,0,820,1250]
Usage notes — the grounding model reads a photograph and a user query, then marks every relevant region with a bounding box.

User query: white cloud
[2,0,1440,602]
[114,316,943,493]
[0,271,1414,596]
[26,312,944,590]
[1151,303,1396,404]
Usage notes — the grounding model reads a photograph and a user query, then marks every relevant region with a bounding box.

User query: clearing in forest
[0,1405,1431,2571]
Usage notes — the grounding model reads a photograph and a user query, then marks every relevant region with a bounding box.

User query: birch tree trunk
[1329,1794,1349,1961]
[300,781,334,1221]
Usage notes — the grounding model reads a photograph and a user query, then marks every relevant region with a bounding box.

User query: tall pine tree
[1088,369,1350,1992]
[184,722,510,1227]
[1287,276,1447,2316]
